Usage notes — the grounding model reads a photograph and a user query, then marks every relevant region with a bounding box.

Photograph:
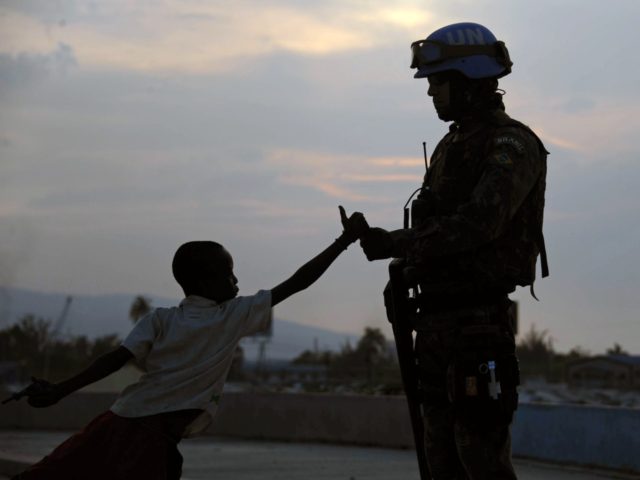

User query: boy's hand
[339,206,369,244]
[2,377,64,408]
[27,377,64,408]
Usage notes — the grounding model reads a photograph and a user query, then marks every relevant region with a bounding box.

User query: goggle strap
[411,40,512,69]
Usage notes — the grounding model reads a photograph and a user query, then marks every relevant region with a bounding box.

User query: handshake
[338,205,395,261]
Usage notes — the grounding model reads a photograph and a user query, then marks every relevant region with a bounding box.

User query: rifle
[384,258,430,480]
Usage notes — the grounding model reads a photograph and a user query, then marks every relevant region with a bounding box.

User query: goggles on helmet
[410,39,512,70]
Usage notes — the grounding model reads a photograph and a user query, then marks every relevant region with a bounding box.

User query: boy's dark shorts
[12,410,183,480]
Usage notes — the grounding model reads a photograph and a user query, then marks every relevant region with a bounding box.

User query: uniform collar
[451,107,506,139]
[450,121,484,141]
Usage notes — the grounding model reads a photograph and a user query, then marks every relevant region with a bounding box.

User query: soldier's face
[427,73,454,121]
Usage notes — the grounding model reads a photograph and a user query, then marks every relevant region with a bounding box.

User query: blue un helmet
[411,22,512,79]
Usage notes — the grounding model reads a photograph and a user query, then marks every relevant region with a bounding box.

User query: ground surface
[1,430,638,479]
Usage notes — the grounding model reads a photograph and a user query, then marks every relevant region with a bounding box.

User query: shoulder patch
[494,135,525,154]
[490,152,514,166]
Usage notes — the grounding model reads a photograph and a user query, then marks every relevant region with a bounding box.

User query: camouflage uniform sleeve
[392,127,544,259]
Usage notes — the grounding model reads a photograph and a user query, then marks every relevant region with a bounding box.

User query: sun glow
[0,3,437,74]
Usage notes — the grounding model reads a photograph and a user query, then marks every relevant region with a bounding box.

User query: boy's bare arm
[271,206,368,307]
[18,346,134,408]
[56,346,134,396]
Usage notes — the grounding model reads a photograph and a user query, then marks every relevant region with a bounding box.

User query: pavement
[1,430,639,479]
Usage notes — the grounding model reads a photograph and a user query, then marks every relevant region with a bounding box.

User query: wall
[1,391,638,473]
[511,403,640,473]
[209,392,415,448]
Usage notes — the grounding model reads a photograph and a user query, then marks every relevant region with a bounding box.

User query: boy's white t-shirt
[110,290,272,437]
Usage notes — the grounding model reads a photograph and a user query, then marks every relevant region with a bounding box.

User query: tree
[566,346,590,359]
[516,324,555,379]
[129,296,152,324]
[356,327,388,360]
[517,324,554,357]
[606,343,628,356]
[0,315,122,382]
[0,316,52,360]
[326,327,399,389]
[293,349,336,366]
[90,334,121,358]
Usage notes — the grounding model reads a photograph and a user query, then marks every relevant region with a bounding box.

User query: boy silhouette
[9,206,367,480]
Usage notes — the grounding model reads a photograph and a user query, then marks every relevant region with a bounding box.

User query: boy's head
[172,241,238,302]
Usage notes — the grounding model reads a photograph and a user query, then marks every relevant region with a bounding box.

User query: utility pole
[43,296,72,378]
[256,338,268,379]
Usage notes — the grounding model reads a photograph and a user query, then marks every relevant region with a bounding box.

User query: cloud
[2,0,639,352]
[369,157,426,168]
[355,6,434,30]
[265,148,423,202]
[0,2,436,74]
[230,198,326,219]
[561,97,596,114]
[280,175,381,203]
[535,129,587,154]
[342,173,419,182]
[512,98,640,160]
[0,8,55,53]
[0,43,77,89]
[0,215,37,290]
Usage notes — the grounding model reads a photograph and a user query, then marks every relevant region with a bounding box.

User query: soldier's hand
[360,227,394,261]
[339,206,369,243]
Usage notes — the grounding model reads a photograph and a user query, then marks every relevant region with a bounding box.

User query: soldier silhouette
[359,22,549,479]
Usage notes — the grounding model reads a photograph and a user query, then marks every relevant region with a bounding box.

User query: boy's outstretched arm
[271,206,368,307]
[17,346,134,408]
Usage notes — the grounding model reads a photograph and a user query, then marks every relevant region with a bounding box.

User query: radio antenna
[422,142,429,171]
[402,142,429,229]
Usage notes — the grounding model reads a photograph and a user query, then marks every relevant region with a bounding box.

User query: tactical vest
[411,110,549,296]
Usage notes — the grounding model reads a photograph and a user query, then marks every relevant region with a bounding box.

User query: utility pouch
[410,188,441,228]
[447,351,520,427]
[410,196,432,228]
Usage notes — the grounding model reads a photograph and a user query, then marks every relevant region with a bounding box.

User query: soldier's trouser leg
[416,304,518,480]
[422,401,516,480]
[422,400,467,479]
[454,419,516,480]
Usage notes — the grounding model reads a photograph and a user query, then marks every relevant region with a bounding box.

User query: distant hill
[0,287,358,360]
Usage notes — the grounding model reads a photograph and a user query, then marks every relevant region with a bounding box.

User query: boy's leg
[166,445,184,480]
[12,411,181,480]
[11,411,114,479]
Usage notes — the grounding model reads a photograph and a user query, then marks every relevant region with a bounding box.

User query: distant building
[567,355,640,389]
[244,359,328,386]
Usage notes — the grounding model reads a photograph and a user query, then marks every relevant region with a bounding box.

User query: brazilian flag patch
[492,152,513,166]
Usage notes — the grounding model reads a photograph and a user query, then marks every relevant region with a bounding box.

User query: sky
[1,0,639,354]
